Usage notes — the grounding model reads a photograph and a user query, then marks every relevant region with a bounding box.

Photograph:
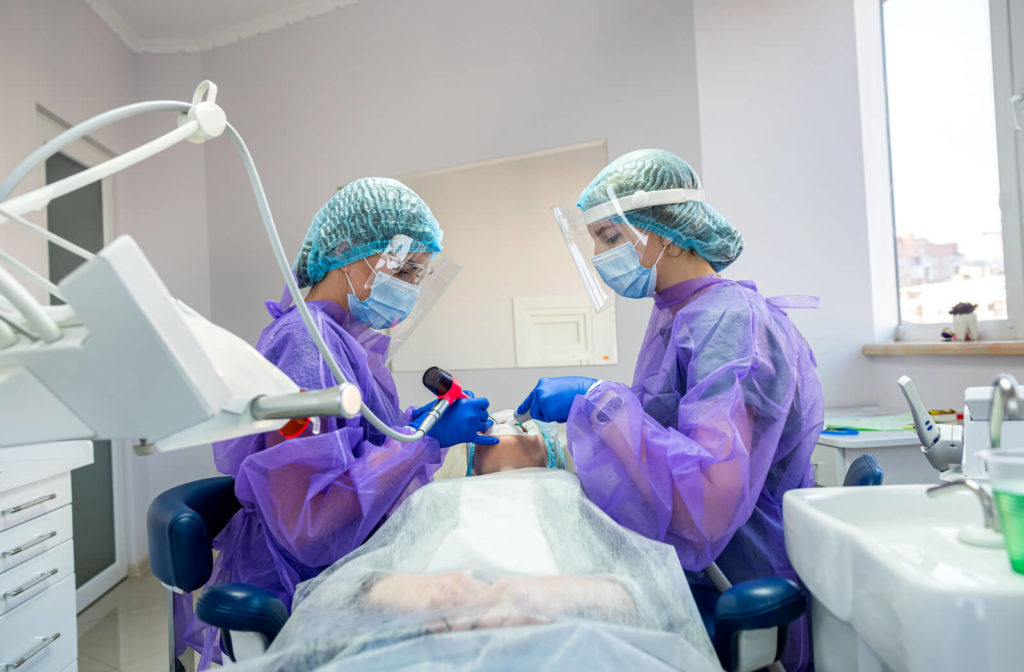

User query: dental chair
[148,477,807,672]
[843,454,884,487]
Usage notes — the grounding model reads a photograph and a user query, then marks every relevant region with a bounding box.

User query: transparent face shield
[551,185,705,311]
[361,235,462,355]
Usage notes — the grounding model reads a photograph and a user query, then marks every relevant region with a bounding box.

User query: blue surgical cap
[293,177,444,288]
[578,149,743,272]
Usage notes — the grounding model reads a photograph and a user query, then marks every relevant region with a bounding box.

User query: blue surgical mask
[347,263,420,329]
[592,243,659,299]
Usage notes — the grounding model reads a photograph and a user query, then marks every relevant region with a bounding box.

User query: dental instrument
[899,373,1024,481]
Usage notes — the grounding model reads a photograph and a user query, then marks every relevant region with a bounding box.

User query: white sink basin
[784,485,1024,672]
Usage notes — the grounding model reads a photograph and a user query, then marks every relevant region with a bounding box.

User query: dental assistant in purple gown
[182,177,497,665]
[517,150,824,671]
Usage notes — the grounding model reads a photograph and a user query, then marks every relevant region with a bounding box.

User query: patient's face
[472,432,547,475]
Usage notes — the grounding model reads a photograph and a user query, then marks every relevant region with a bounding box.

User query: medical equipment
[899,373,1024,481]
[421,366,470,404]
[0,81,452,452]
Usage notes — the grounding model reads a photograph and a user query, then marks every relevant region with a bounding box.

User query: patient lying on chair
[232,412,722,671]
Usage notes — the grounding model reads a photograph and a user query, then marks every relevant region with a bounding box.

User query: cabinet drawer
[0,575,77,672]
[0,474,72,533]
[0,507,73,574]
[0,540,74,617]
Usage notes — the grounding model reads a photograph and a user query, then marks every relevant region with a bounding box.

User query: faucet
[990,373,1023,450]
[927,479,1001,533]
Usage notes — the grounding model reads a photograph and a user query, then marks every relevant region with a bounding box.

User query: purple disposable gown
[180,294,444,666]
[566,275,824,672]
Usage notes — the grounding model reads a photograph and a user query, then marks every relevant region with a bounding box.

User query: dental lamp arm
[0,121,202,227]
[0,101,192,202]
[0,264,60,342]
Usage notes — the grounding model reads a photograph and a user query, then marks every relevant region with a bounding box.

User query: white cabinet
[0,442,92,672]
[811,431,939,486]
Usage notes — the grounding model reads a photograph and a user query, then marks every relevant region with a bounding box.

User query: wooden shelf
[862,341,1024,357]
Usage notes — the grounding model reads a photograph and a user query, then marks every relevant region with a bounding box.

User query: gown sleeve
[224,317,442,569]
[566,302,787,571]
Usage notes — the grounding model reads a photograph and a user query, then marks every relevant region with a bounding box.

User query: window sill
[862,341,1024,357]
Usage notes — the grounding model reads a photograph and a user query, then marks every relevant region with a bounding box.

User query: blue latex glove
[517,376,598,423]
[425,396,499,447]
[409,403,432,428]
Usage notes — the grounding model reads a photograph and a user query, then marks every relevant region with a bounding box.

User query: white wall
[200,0,704,410]
[692,0,878,407]
[692,0,1023,412]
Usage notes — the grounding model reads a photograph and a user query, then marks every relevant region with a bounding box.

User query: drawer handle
[3,632,60,670]
[3,568,59,598]
[1,531,57,557]
[2,494,57,515]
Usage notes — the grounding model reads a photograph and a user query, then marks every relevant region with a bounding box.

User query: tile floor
[76,572,172,672]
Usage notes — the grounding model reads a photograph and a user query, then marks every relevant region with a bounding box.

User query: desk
[812,430,940,486]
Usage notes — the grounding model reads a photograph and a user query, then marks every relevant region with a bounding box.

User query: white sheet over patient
[231,468,722,672]
[425,470,560,575]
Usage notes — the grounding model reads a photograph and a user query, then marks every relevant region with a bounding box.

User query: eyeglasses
[381,258,434,285]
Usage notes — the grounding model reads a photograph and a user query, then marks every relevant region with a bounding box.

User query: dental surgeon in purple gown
[518,150,824,671]
[182,177,497,666]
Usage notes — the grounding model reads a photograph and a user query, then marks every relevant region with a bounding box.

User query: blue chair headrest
[843,454,884,487]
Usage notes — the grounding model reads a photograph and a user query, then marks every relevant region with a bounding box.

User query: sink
[784,485,1024,672]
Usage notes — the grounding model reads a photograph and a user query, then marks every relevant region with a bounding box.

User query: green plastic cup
[984,449,1024,575]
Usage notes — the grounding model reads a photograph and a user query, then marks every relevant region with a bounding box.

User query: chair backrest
[147,476,240,592]
[843,454,884,487]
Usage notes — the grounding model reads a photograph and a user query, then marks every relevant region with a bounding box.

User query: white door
[36,112,127,611]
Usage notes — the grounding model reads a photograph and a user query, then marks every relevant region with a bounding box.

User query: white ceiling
[84,0,359,54]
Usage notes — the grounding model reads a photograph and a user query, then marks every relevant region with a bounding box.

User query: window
[882,0,1024,339]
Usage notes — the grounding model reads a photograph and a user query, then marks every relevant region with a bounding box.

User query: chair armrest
[147,476,240,592]
[196,583,289,645]
[713,577,805,670]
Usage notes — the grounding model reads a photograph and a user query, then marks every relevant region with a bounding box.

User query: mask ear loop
[344,267,360,297]
[650,242,668,270]
[363,257,381,290]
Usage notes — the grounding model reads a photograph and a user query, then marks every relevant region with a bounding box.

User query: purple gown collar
[654,275,751,309]
[265,288,352,327]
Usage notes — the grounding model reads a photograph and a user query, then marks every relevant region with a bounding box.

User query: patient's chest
[424,470,562,576]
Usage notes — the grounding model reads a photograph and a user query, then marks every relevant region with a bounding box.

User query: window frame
[884,0,1024,342]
